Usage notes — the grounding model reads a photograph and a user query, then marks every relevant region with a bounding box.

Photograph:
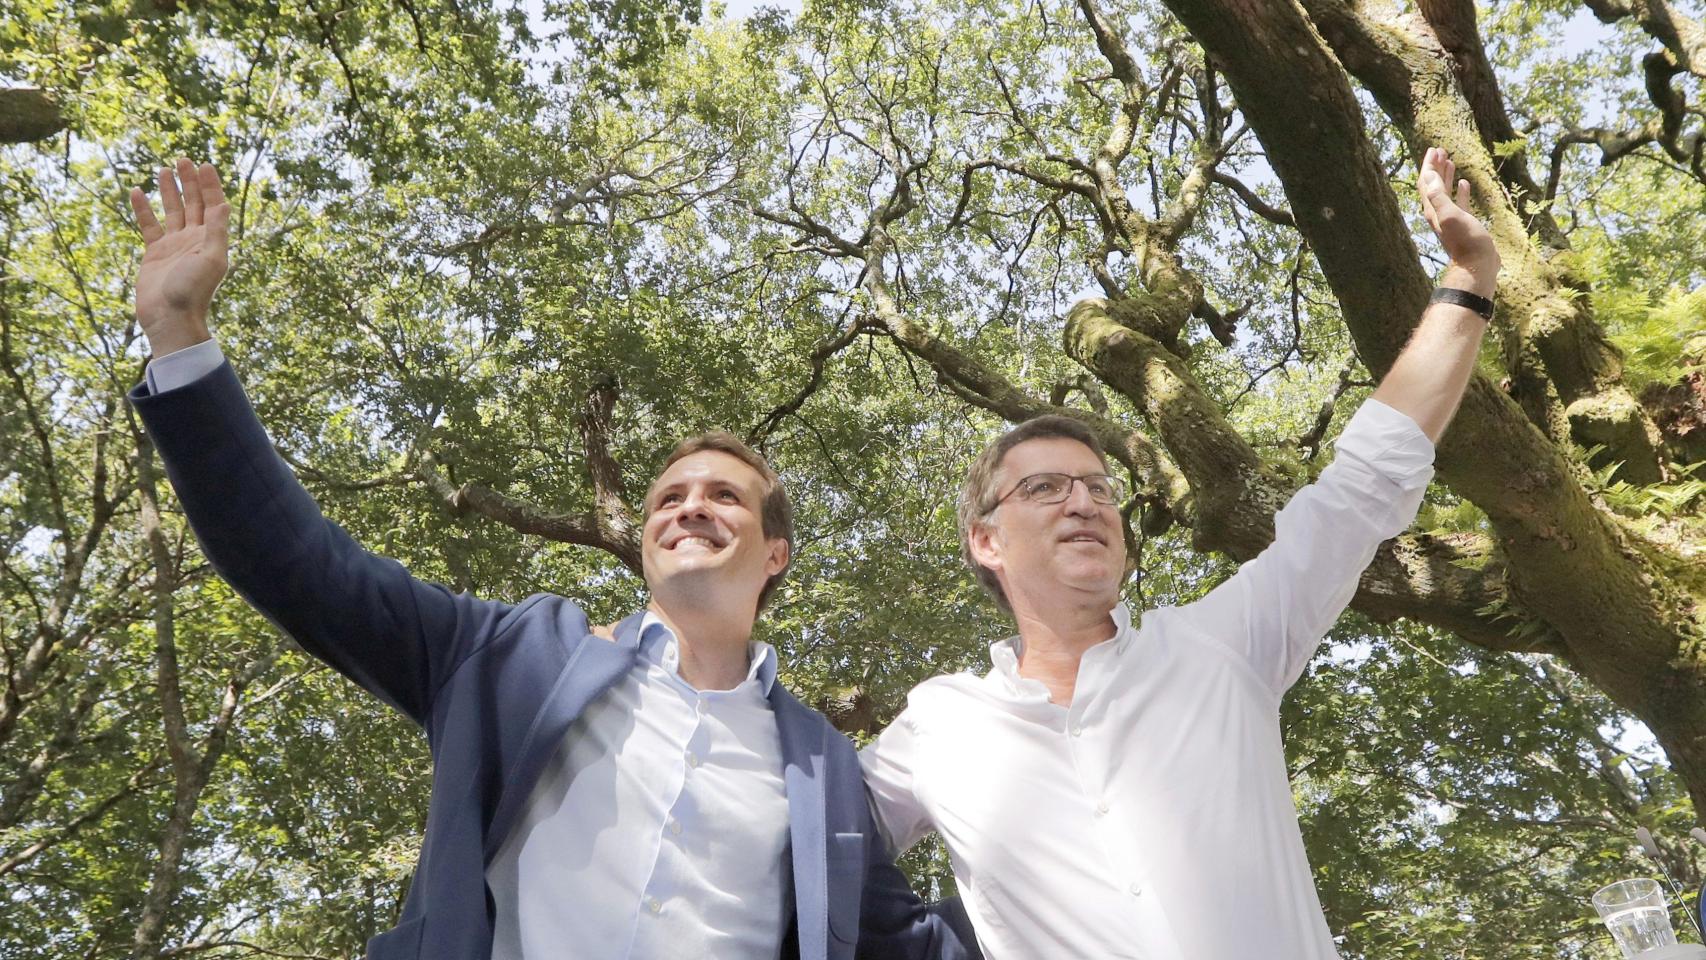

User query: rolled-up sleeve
[1173,398,1435,697]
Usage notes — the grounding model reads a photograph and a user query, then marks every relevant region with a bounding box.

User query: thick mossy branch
[577,376,641,553]
[1064,296,1288,553]
[1354,532,1568,655]
[1417,0,1568,247]
[1303,0,1665,480]
[859,262,1189,513]
[0,88,67,145]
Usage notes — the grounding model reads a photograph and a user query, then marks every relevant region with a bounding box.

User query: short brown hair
[646,432,794,612]
[957,415,1111,614]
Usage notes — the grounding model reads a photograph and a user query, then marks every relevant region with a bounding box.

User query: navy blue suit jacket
[131,363,978,960]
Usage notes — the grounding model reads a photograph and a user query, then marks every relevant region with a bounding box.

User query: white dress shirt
[488,614,791,960]
[145,346,793,959]
[860,399,1434,960]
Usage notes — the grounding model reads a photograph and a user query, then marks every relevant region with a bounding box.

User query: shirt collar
[986,602,1136,699]
[639,612,777,696]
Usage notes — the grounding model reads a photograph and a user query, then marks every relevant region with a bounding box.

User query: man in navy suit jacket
[126,159,979,960]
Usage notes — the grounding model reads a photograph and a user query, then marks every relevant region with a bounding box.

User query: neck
[1009,596,1118,706]
[647,597,757,691]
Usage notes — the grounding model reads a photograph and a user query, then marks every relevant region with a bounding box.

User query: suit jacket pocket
[827,831,867,945]
[366,916,425,960]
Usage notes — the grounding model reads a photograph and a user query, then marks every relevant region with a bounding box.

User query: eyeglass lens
[1019,473,1123,504]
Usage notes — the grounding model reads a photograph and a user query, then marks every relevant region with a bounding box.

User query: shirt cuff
[1333,398,1435,488]
[145,339,225,394]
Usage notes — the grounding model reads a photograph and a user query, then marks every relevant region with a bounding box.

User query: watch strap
[1429,286,1495,320]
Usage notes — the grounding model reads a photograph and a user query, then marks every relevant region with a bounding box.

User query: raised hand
[130,159,230,356]
[1417,146,1499,297]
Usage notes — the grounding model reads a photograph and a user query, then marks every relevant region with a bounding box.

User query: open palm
[1417,147,1498,276]
[130,159,230,354]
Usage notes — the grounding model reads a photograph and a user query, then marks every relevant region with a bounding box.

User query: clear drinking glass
[1594,878,1680,959]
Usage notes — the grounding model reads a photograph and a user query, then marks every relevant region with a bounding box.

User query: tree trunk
[129,429,273,959]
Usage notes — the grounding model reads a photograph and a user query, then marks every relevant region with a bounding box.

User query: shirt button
[1095,801,1110,816]
[1129,883,1143,897]
[647,897,663,914]
[686,752,700,768]
[1070,724,1084,737]
[669,818,683,836]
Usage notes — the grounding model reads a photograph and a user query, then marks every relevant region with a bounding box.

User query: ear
[966,518,1004,574]
[764,537,790,577]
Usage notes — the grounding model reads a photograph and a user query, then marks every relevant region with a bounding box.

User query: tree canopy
[3,0,1705,956]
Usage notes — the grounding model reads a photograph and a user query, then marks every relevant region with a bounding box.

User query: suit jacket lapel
[483,611,645,862]
[772,685,829,960]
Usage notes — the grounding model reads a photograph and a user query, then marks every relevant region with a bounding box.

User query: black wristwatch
[1429,286,1495,320]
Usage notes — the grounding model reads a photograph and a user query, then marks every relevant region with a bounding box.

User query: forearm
[856,831,981,960]
[1175,397,1434,693]
[1371,264,1492,443]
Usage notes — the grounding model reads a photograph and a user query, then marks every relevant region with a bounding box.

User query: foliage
[3,0,1705,956]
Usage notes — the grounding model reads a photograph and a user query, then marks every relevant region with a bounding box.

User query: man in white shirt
[860,147,1500,959]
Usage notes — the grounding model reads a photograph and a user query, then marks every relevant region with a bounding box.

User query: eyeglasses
[991,472,1126,508]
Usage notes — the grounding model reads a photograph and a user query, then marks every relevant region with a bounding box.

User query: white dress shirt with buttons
[145,343,793,960]
[487,614,791,960]
[860,399,1435,960]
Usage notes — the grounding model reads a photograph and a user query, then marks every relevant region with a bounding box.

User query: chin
[1065,574,1123,604]
[1056,559,1117,583]
[655,557,724,583]
[651,565,718,602]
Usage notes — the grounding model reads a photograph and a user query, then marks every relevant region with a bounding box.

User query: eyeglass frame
[986,472,1127,511]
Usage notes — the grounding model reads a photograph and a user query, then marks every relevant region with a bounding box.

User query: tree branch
[414,450,643,575]
[1208,169,1295,226]
[1583,0,1706,80]
[751,314,878,445]
[0,87,67,144]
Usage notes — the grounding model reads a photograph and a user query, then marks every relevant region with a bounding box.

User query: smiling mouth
[669,535,724,550]
[1060,532,1107,546]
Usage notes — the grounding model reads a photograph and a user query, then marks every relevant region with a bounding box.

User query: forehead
[648,449,768,501]
[996,436,1108,481]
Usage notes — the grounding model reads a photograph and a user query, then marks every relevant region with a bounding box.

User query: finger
[1418,148,1444,202]
[1444,157,1456,189]
[1418,171,1443,217]
[205,195,231,251]
[130,186,165,245]
[158,166,184,231]
[197,162,227,209]
[1456,178,1472,210]
[176,157,203,227]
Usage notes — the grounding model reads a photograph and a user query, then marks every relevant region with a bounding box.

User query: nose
[1061,477,1100,517]
[675,486,714,520]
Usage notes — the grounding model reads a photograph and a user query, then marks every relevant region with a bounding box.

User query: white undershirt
[860,399,1434,960]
